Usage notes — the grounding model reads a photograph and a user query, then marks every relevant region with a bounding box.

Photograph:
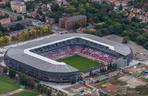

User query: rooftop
[6,33,132,73]
[68,15,86,21]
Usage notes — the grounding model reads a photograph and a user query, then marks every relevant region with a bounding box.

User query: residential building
[122,8,148,23]
[10,0,26,13]
[91,0,103,4]
[0,0,6,6]
[0,12,11,24]
[59,15,87,30]
[24,0,34,2]
[103,0,130,7]
[0,17,11,24]
[55,0,68,6]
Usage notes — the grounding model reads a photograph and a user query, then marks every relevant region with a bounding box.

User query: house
[10,0,26,13]
[91,0,103,4]
[55,0,68,6]
[59,15,87,30]
[122,8,148,22]
[24,0,34,2]
[27,11,38,18]
[103,0,130,7]
[0,18,11,24]
[0,12,11,24]
[46,17,55,24]
[0,0,6,6]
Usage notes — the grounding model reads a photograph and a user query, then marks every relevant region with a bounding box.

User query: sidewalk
[0,88,24,96]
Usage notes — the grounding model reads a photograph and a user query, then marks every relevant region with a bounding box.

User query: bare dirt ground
[118,75,147,88]
[103,35,148,61]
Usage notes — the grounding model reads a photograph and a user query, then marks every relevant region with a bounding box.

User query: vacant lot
[103,35,148,61]
[118,75,147,88]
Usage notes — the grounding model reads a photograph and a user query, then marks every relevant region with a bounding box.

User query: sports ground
[58,55,101,71]
[0,76,20,94]
[12,90,39,96]
[0,76,39,96]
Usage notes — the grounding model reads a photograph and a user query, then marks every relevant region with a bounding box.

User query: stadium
[4,34,133,83]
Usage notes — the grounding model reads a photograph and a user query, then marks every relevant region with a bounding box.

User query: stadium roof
[6,33,131,73]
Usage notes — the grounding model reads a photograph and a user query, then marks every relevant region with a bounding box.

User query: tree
[122,36,129,44]
[100,92,108,96]
[3,67,8,74]
[46,88,52,96]
[5,1,10,8]
[19,74,35,89]
[27,77,35,89]
[144,42,148,49]
[40,25,50,35]
[119,4,123,10]
[17,16,23,21]
[18,31,30,41]
[64,5,76,14]
[0,37,3,46]
[37,84,42,93]
[10,24,24,31]
[19,74,27,86]
[37,84,47,94]
[2,36,11,45]
[0,24,8,32]
[9,69,16,79]
[136,35,146,45]
[15,23,25,30]
[136,85,148,95]
[115,94,122,96]
[128,0,134,6]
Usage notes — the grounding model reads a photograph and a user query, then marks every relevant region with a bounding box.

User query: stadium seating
[31,38,118,63]
[47,46,113,63]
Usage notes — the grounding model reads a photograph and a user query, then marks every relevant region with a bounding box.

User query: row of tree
[2,68,66,96]
[13,25,52,41]
[0,25,52,47]
[0,35,11,47]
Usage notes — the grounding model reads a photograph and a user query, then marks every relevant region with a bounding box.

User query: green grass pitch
[58,55,101,71]
[12,90,39,96]
[0,76,20,94]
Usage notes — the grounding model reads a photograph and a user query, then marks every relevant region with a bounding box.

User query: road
[0,33,57,67]
[0,33,58,54]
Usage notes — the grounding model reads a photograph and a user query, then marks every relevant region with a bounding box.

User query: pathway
[0,88,24,96]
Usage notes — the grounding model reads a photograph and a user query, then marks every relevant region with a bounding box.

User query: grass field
[58,55,101,71]
[12,90,39,96]
[0,76,20,94]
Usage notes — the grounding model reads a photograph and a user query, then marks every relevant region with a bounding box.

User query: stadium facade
[4,34,133,83]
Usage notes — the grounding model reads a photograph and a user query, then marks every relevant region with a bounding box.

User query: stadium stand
[4,34,133,83]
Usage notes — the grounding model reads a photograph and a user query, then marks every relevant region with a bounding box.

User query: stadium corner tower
[4,33,133,83]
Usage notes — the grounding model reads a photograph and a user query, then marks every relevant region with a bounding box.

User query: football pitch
[58,55,101,71]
